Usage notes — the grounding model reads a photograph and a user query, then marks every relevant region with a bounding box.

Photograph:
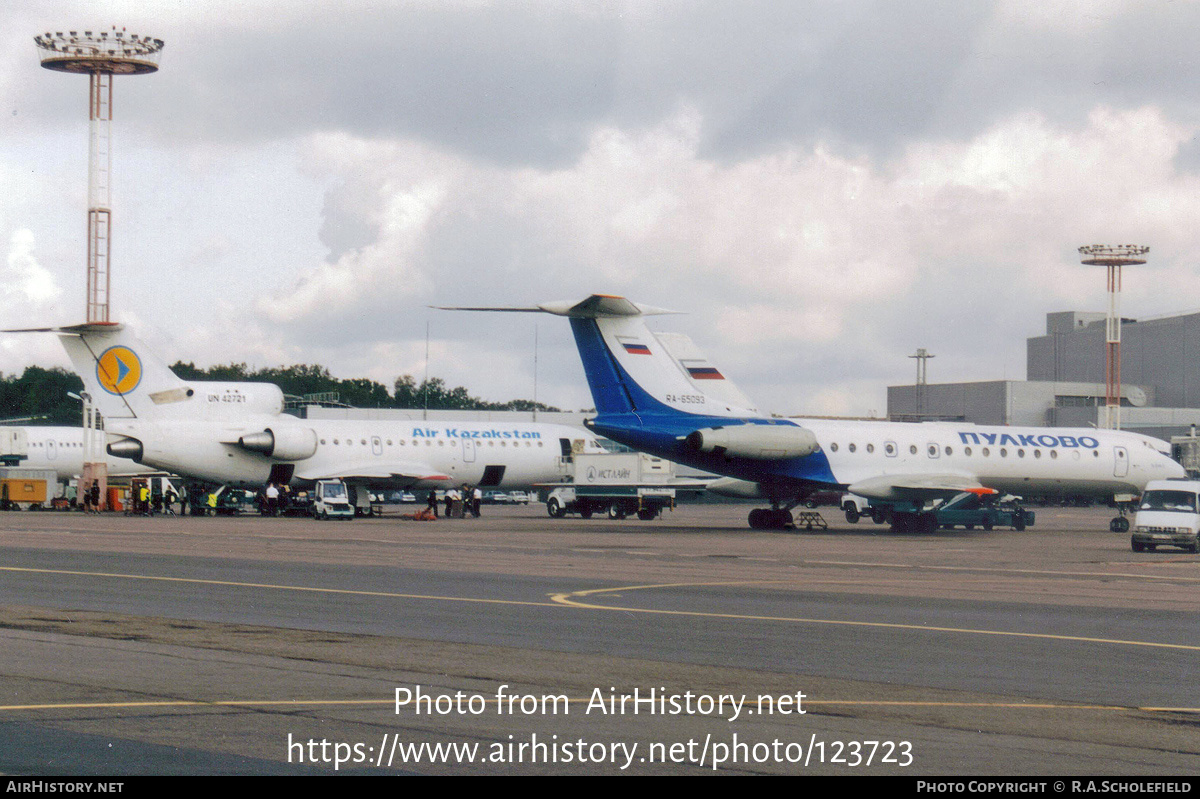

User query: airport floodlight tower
[34,27,164,324]
[35,27,163,510]
[1078,244,1149,430]
[908,348,935,417]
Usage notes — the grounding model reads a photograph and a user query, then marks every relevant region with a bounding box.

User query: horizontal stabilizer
[435,294,679,318]
[3,323,124,334]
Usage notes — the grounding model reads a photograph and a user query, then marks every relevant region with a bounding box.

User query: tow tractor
[311,479,354,520]
[842,491,1034,532]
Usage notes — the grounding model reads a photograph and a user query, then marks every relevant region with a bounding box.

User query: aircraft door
[372,436,382,456]
[462,438,476,463]
[1113,446,1129,478]
[46,439,56,461]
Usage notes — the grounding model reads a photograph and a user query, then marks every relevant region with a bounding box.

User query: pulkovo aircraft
[34,323,605,493]
[445,295,1185,531]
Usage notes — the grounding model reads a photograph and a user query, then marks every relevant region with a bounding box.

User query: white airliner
[444,294,1185,531]
[36,323,605,494]
[8,425,145,481]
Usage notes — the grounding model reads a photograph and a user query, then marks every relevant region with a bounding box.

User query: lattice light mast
[908,348,935,417]
[34,27,164,324]
[35,28,163,511]
[1078,244,1149,430]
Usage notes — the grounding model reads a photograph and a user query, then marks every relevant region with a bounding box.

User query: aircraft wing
[295,460,451,483]
[846,473,997,502]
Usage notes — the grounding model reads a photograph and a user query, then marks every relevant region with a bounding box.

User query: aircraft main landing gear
[748,507,793,530]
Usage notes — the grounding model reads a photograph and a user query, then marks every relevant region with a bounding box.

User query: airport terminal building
[889,309,1200,439]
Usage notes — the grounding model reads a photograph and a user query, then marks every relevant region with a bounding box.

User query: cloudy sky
[3,0,1200,416]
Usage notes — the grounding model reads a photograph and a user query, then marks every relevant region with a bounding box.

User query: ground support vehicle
[842,491,1033,533]
[1131,479,1200,553]
[546,484,675,520]
[311,479,355,520]
[932,493,1034,531]
[0,467,54,510]
[841,494,890,525]
[545,452,678,521]
[187,486,256,516]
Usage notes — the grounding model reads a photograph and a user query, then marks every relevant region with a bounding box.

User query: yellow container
[1,478,47,504]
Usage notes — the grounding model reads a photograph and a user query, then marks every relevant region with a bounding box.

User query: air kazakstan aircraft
[30,323,604,496]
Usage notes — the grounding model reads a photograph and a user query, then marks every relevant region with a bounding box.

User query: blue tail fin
[560,296,761,421]
[437,294,762,422]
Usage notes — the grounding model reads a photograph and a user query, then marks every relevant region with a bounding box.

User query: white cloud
[4,229,61,306]
[246,102,1200,414]
[9,4,1200,417]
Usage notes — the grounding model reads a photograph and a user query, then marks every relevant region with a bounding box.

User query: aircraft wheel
[748,509,766,529]
[1109,517,1130,533]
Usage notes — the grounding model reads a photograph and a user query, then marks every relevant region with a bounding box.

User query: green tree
[0,367,85,425]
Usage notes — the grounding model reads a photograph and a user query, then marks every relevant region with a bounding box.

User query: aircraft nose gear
[1110,501,1132,533]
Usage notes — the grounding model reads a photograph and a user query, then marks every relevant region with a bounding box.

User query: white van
[1131,479,1200,553]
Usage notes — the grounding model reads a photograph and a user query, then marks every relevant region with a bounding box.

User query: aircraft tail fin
[51,323,190,420]
[9,324,288,427]
[439,294,761,421]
